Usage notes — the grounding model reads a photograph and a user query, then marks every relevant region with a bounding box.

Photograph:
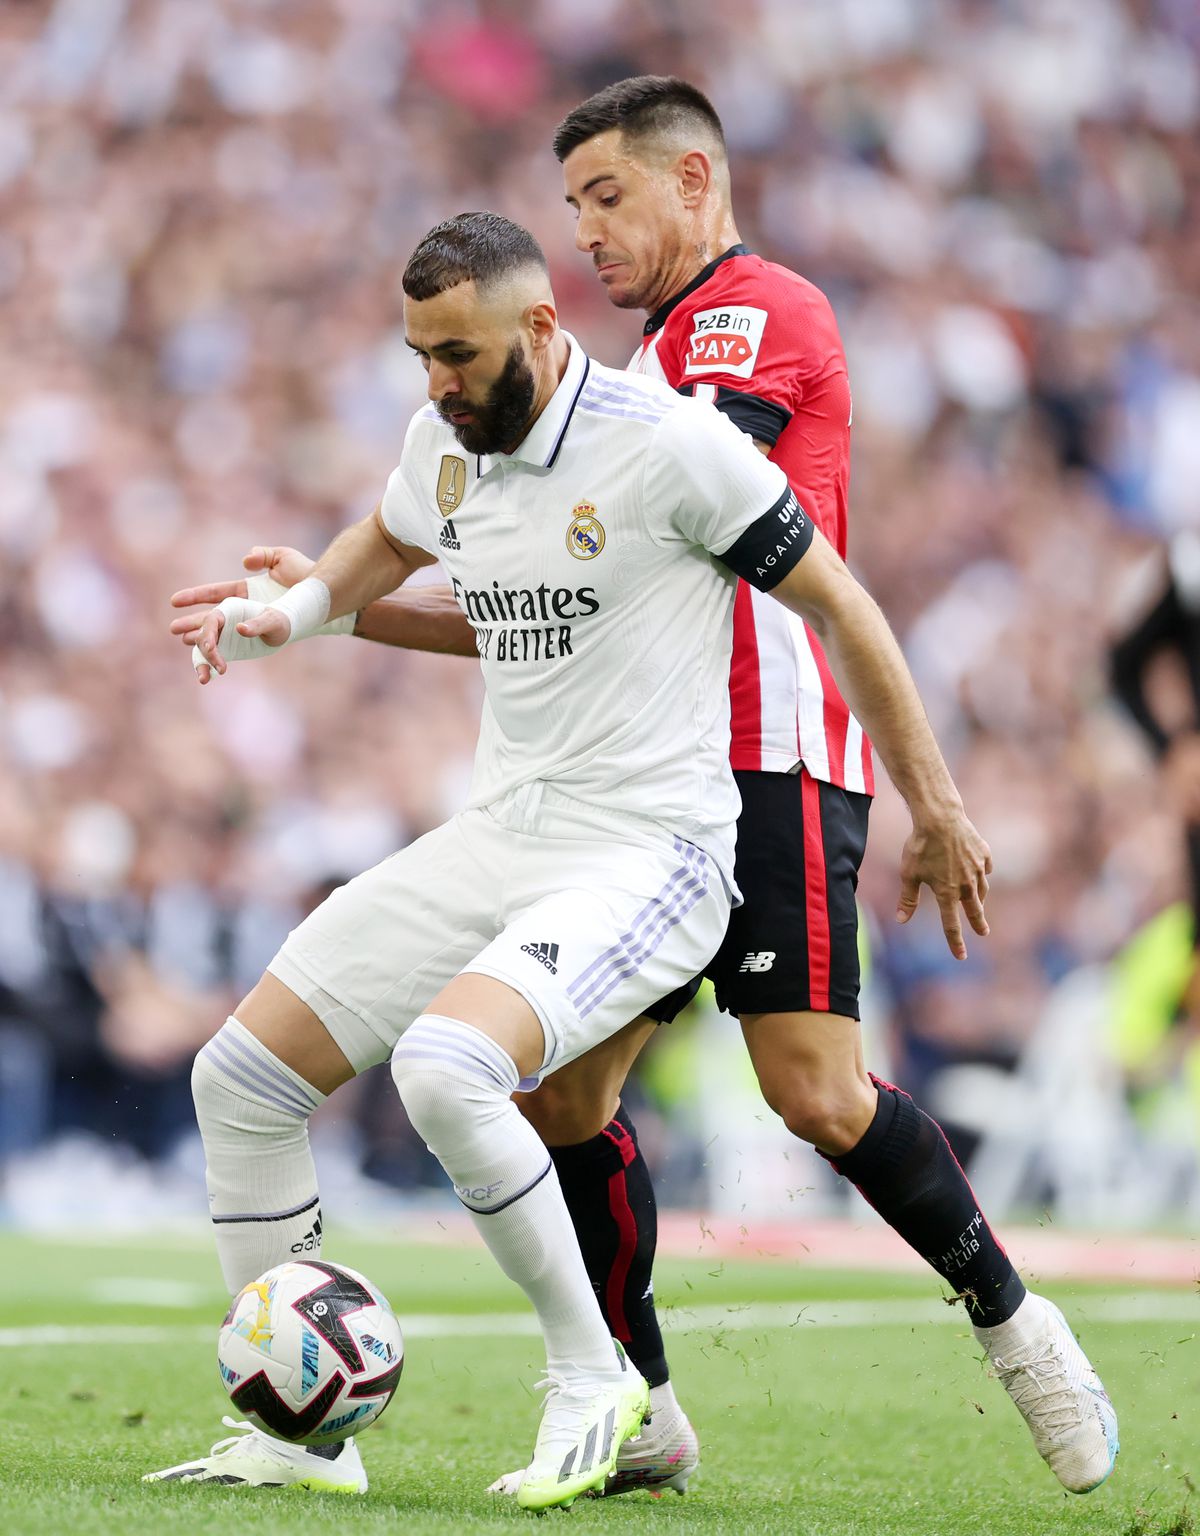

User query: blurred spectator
[2,0,1198,1206]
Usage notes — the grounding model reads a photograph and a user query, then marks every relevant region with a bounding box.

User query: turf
[0,1231,1195,1535]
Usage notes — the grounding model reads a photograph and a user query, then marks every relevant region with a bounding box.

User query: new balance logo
[520,941,559,974]
[439,518,461,551]
[290,1212,324,1254]
[738,951,776,973]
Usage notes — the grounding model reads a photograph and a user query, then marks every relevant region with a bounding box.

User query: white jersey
[380,333,810,880]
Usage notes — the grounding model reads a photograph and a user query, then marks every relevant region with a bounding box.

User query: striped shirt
[630,246,874,795]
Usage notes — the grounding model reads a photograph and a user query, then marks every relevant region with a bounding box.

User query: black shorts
[646,768,870,1024]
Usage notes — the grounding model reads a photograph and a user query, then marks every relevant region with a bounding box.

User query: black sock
[828,1075,1026,1326]
[549,1104,669,1387]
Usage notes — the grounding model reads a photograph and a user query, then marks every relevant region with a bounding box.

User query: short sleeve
[669,277,846,449]
[379,414,436,554]
[644,401,813,591]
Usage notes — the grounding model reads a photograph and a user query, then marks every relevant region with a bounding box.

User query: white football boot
[489,1398,698,1499]
[142,1417,367,1494]
[511,1346,650,1511]
[977,1293,1119,1493]
[597,1399,699,1496]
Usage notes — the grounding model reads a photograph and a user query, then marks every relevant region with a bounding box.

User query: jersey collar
[478,330,591,475]
[642,244,751,337]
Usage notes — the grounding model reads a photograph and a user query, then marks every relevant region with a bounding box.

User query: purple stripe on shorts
[566,864,696,1001]
[566,845,710,1020]
[569,869,708,1019]
[566,840,708,1002]
[573,881,708,1020]
[566,845,708,1003]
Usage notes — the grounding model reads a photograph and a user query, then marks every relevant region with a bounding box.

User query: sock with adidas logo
[192,1017,327,1294]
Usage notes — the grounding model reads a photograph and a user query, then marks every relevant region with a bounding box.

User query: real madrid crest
[566,501,604,560]
[436,455,466,517]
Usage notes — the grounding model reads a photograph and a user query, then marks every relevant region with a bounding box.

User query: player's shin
[191,1018,326,1294]
[549,1104,670,1390]
[391,1015,623,1379]
[827,1074,1025,1325]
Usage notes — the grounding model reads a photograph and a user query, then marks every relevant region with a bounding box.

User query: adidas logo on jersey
[439,517,461,551]
[738,951,776,973]
[290,1212,324,1254]
[521,941,559,974]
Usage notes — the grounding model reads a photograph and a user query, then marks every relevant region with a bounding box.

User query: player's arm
[356,587,478,655]
[666,400,987,958]
[171,545,477,658]
[759,523,991,958]
[191,508,437,682]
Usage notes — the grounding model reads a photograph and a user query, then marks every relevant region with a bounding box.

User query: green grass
[0,1232,1196,1535]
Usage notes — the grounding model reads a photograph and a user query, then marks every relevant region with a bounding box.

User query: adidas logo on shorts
[520,941,559,975]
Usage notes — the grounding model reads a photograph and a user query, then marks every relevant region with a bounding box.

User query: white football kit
[269,334,814,1078]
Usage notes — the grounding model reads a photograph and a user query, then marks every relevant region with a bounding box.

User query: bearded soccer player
[152,208,1001,1505]
[168,83,1118,1499]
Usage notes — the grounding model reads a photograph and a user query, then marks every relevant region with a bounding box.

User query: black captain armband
[677,384,791,448]
[718,486,814,591]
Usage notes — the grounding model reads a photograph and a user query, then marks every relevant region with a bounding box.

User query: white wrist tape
[246,573,354,635]
[267,576,332,644]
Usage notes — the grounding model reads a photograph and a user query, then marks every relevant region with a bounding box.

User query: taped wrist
[268,576,332,643]
[246,573,354,636]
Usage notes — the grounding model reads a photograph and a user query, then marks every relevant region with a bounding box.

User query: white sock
[649,1380,680,1419]
[973,1290,1044,1356]
[192,1017,325,1294]
[392,1015,621,1380]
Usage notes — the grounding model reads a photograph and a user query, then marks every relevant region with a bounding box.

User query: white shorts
[268,783,731,1081]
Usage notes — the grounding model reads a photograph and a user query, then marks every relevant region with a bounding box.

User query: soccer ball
[216,1259,404,1445]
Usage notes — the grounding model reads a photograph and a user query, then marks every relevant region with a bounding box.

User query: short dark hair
[402,212,548,301]
[552,76,725,163]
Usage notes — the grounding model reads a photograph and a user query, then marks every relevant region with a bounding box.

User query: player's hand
[896,810,992,960]
[169,546,315,645]
[191,597,292,684]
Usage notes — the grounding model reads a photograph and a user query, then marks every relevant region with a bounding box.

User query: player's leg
[392,971,649,1510]
[390,823,731,1508]
[145,974,372,1493]
[731,768,1117,1494]
[516,1021,667,1388]
[492,1011,699,1498]
[146,816,500,1494]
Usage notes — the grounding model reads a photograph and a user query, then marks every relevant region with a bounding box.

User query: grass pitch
[0,1230,1195,1536]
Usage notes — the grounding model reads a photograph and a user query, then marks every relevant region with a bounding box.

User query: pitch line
[0,1291,1192,1348]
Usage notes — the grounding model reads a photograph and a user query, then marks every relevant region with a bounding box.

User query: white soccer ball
[216,1259,404,1445]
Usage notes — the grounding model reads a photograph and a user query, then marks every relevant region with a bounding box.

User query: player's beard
[438,341,536,455]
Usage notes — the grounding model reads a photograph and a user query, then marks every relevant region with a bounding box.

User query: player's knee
[192,1019,318,1138]
[391,1015,519,1144]
[190,1044,225,1133]
[516,1073,615,1146]
[763,1076,871,1155]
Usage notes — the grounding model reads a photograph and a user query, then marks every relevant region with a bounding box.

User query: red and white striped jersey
[628,246,874,795]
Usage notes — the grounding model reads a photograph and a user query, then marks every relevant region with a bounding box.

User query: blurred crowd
[2,0,1199,1209]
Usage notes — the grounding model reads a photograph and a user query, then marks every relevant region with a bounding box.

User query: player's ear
[677,150,713,209]
[526,299,558,353]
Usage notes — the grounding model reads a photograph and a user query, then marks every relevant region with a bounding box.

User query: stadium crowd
[2,0,1199,1209]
